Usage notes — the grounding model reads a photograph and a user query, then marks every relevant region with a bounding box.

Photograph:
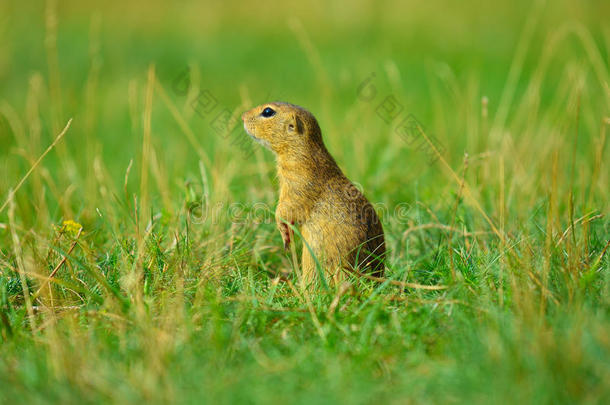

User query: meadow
[0,0,609,403]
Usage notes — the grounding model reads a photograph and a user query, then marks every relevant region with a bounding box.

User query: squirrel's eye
[261,107,276,118]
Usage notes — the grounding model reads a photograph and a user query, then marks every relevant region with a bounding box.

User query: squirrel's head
[241,102,322,155]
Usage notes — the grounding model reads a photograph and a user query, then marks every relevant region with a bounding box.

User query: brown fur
[241,102,385,285]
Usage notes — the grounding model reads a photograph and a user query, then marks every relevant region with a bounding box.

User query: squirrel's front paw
[279,222,293,250]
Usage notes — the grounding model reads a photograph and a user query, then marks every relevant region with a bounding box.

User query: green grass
[0,0,609,403]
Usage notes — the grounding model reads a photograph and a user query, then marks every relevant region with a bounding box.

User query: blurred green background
[1,0,607,186]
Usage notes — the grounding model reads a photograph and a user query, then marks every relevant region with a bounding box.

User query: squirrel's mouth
[243,122,271,150]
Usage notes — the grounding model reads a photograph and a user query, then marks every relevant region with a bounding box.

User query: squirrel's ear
[288,114,304,134]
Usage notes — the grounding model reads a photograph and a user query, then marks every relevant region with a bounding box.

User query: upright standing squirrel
[242,102,385,285]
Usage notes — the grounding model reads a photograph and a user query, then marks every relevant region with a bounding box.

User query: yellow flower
[62,219,83,237]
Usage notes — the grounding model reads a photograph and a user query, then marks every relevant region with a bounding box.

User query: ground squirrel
[242,102,385,285]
